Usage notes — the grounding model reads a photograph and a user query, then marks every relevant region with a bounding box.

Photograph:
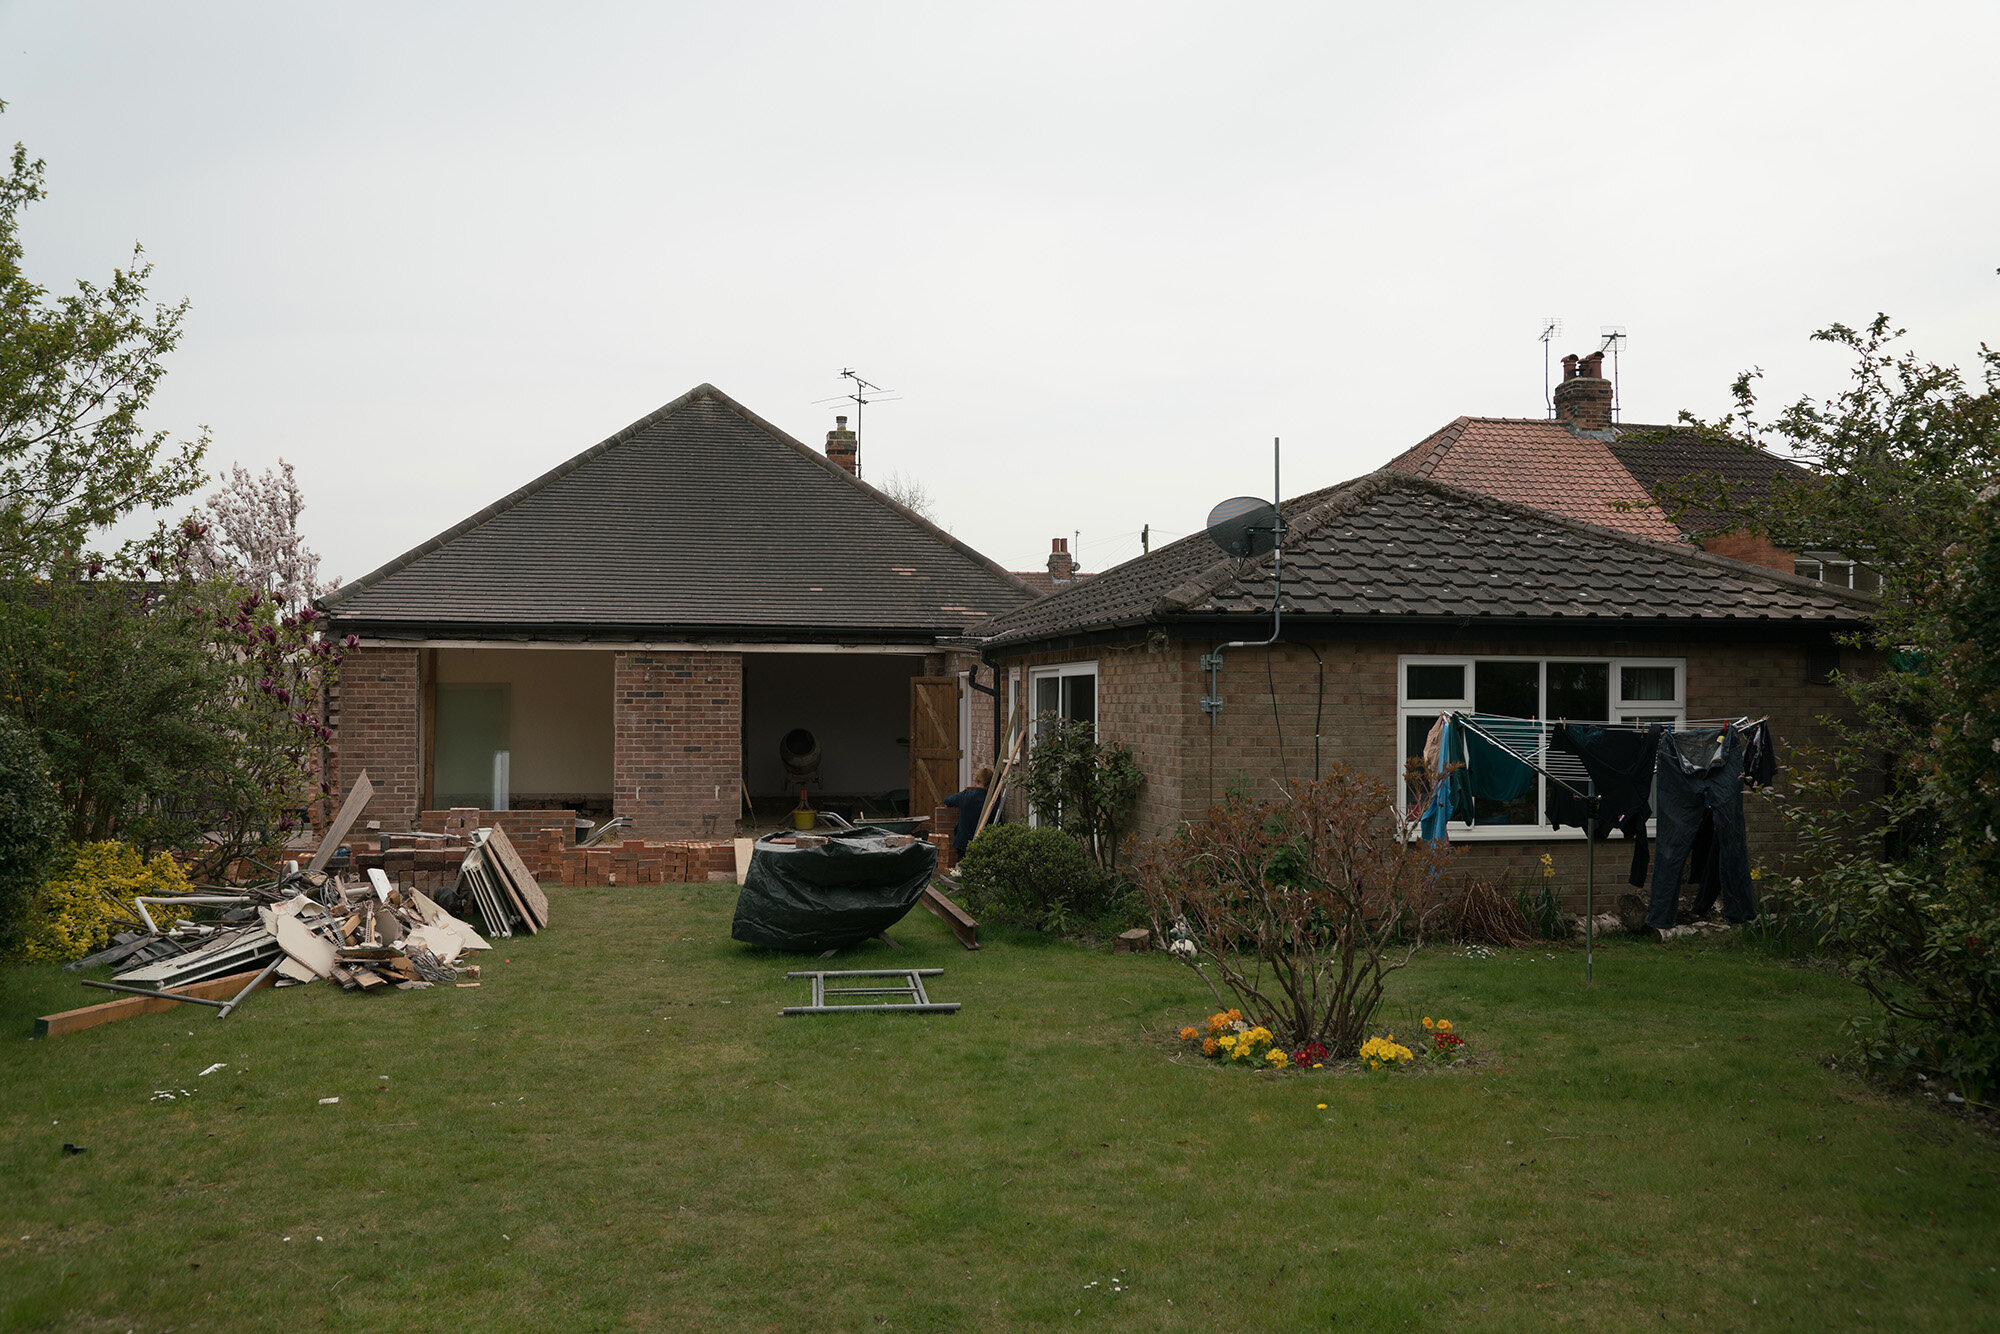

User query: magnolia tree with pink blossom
[173,462,349,878]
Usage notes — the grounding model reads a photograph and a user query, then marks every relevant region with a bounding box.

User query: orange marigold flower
[1201,1037,1220,1056]
[1179,1026,1198,1041]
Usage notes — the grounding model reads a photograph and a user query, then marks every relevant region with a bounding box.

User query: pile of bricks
[519,833,735,887]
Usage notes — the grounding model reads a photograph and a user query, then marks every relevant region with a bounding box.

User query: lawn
[2,882,1996,1332]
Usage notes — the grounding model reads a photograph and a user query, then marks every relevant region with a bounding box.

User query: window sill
[1409,823,1652,844]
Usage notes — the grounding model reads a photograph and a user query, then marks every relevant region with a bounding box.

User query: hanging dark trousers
[1648,728,1755,930]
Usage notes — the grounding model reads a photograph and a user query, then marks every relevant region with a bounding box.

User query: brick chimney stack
[825,415,858,474]
[1553,351,1614,434]
[1047,537,1075,584]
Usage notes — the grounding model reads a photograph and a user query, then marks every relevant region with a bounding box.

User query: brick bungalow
[319,384,1034,839]
[976,467,1876,905]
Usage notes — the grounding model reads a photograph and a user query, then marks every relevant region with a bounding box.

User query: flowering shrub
[1133,767,1456,1056]
[1359,1035,1415,1071]
[19,841,192,961]
[1181,1010,1289,1068]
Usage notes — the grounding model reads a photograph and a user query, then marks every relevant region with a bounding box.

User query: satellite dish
[1205,495,1281,558]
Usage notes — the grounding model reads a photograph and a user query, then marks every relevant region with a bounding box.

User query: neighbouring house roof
[1382,417,1814,542]
[1011,570,1096,595]
[321,384,1036,640]
[978,472,1875,651]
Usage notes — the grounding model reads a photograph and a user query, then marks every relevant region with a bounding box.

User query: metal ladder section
[781,968,959,1016]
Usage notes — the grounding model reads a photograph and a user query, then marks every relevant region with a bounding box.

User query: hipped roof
[321,384,1034,640]
[979,472,1875,651]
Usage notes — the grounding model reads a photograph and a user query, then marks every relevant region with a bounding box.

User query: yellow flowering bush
[18,842,192,962]
[1359,1035,1415,1071]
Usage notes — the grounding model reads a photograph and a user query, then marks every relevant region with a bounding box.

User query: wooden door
[909,676,962,820]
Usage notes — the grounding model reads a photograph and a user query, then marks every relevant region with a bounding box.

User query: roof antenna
[1539,319,1563,418]
[836,369,895,436]
[1598,327,1627,421]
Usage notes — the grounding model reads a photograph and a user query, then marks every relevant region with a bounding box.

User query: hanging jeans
[1649,728,1755,930]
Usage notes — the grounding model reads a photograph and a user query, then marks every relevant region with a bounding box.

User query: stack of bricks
[329,843,463,895]
[930,804,959,872]
[513,831,735,887]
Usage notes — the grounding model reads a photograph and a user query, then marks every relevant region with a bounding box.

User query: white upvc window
[1028,660,1098,737]
[1397,654,1686,839]
[1026,661,1098,826]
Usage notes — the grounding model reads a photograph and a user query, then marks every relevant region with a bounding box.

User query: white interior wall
[743,653,925,798]
[434,648,614,799]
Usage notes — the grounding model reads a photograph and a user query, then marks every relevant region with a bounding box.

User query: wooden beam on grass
[37,968,280,1038]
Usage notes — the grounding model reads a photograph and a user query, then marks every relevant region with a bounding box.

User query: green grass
[2,885,1996,1332]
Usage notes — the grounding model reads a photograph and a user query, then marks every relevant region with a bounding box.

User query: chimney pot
[1553,349,1613,433]
[1047,537,1076,583]
[825,415,858,474]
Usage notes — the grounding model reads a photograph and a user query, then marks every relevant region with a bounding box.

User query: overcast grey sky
[3,1,1993,582]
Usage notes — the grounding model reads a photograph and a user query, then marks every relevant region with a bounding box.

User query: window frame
[1396,654,1686,840]
[1025,660,1099,826]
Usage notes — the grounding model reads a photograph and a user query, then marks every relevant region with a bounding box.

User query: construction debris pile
[66,825,548,1008]
[40,774,554,1037]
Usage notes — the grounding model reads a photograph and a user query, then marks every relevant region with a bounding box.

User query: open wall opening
[429,649,614,817]
[742,653,926,816]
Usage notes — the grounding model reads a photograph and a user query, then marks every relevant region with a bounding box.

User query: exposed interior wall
[742,653,927,800]
[432,649,614,807]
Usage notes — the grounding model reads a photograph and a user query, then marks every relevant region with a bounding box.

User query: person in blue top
[941,766,995,855]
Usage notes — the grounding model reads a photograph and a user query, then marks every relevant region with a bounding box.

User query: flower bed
[1175,1011,1468,1074]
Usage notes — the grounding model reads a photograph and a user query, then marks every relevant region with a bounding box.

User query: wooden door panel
[909,676,961,820]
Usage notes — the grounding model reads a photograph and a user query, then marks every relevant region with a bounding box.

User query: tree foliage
[1130,767,1455,1055]
[1661,314,2000,1095]
[0,111,207,570]
[0,714,59,954]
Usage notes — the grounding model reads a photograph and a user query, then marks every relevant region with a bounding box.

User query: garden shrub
[0,716,60,954]
[957,823,1120,934]
[1132,765,1456,1056]
[19,840,192,962]
[1018,716,1143,872]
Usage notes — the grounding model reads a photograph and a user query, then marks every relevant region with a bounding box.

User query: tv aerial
[811,368,901,436]
[1539,318,1563,418]
[1598,327,1627,420]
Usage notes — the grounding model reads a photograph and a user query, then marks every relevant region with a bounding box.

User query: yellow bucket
[792,808,816,831]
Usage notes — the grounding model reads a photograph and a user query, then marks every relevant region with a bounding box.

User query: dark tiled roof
[322,385,1035,637]
[979,474,1873,649]
[1605,426,1815,536]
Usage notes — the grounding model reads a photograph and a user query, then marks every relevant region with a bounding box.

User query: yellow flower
[1422,1017,1434,1030]
[1437,1019,1452,1034]
[1316,1103,1328,1110]
[1216,1034,1237,1050]
[1312,1063,1322,1069]
[1265,1049,1288,1067]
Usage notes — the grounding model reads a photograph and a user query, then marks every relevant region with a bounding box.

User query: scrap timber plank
[36,968,278,1038]
[307,771,374,874]
[920,882,980,950]
[469,840,535,935]
[479,827,549,930]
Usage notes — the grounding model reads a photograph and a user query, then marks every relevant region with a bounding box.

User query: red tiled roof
[1383,417,1687,542]
[1010,570,1095,595]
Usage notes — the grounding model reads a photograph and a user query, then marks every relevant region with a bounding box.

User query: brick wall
[990,631,1868,911]
[613,650,742,838]
[1700,532,1795,574]
[327,645,422,832]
